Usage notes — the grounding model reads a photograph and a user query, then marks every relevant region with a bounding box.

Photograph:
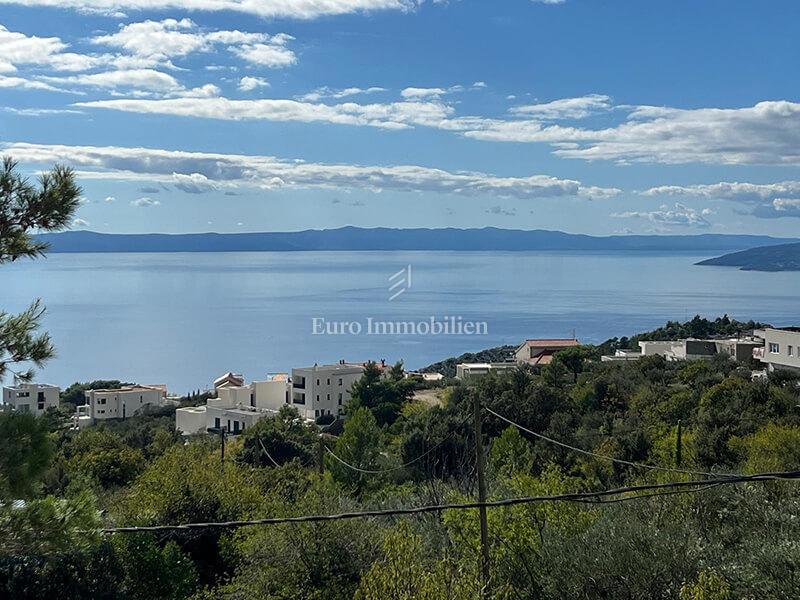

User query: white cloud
[72,218,90,227]
[230,39,296,68]
[773,198,800,211]
[43,69,184,93]
[298,86,386,101]
[0,24,99,72]
[131,196,160,207]
[93,19,296,68]
[104,196,116,202]
[0,74,71,92]
[72,89,800,166]
[74,96,454,130]
[401,87,447,99]
[613,203,713,229]
[642,181,800,204]
[643,180,800,219]
[0,0,418,19]
[238,76,269,91]
[3,141,619,201]
[510,94,611,120]
[172,172,218,193]
[2,106,84,116]
[463,100,800,165]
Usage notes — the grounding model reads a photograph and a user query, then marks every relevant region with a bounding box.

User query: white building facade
[754,328,800,373]
[175,375,291,435]
[2,383,60,416]
[290,363,366,421]
[83,385,166,421]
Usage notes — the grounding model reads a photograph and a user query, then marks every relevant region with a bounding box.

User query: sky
[1,0,800,235]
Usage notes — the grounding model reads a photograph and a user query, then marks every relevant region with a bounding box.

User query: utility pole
[207,426,226,463]
[318,433,325,475]
[473,393,491,598]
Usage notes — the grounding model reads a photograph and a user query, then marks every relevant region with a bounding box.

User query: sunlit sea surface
[4,251,798,392]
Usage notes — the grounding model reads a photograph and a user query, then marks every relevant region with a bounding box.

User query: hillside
[36,227,797,253]
[697,242,800,271]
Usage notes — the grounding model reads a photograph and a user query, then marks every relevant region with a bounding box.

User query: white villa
[1,383,60,416]
[290,361,379,421]
[754,328,800,374]
[74,384,168,428]
[176,374,291,435]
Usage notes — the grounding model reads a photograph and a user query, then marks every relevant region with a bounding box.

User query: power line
[257,438,281,468]
[485,407,735,479]
[323,414,471,475]
[96,470,800,534]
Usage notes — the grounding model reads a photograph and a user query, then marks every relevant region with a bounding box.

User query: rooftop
[88,385,165,394]
[519,338,580,348]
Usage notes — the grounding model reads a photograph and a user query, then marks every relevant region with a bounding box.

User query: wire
[257,438,281,468]
[485,407,736,479]
[323,413,471,475]
[96,470,800,534]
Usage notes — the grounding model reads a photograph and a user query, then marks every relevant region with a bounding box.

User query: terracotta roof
[520,339,580,347]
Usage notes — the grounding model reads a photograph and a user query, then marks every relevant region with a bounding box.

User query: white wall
[2,384,60,416]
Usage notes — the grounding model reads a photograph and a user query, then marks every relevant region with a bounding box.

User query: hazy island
[37,227,797,253]
[697,242,800,271]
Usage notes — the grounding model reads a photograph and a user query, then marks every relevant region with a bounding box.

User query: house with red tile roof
[514,338,580,366]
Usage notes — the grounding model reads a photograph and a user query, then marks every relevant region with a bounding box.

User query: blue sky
[1,0,799,235]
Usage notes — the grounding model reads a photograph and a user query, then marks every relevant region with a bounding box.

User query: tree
[0,157,81,382]
[237,405,318,468]
[327,407,383,494]
[0,412,53,499]
[348,361,415,426]
[554,346,592,383]
[62,428,145,489]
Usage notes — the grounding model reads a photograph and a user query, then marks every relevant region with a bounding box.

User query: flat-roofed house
[83,385,166,421]
[514,339,580,366]
[754,328,800,373]
[455,363,517,379]
[2,383,60,416]
[175,374,291,435]
[290,360,386,421]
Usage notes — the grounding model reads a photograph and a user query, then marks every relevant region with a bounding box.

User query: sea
[3,250,798,393]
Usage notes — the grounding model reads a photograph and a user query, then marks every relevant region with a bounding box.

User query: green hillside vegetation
[4,336,800,598]
[697,241,800,271]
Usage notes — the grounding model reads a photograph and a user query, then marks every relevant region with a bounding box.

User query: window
[316,394,320,401]
[215,417,220,429]
[233,421,240,433]
[338,378,343,386]
[326,393,330,401]
[38,401,45,411]
[338,393,343,405]
[327,378,331,385]
[250,392,255,407]
[789,345,794,357]
[37,391,45,402]
[769,342,780,354]
[315,409,320,417]
[316,379,320,385]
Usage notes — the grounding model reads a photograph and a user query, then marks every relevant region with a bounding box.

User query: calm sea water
[3,251,798,393]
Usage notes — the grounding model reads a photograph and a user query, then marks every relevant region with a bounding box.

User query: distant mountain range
[697,242,800,271]
[36,228,798,253]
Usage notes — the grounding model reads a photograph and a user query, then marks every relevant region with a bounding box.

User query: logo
[388,264,412,301]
